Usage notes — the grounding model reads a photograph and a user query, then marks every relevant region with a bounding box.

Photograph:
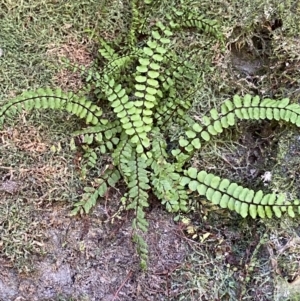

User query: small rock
[0,180,20,194]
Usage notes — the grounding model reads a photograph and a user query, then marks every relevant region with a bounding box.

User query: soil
[0,196,189,301]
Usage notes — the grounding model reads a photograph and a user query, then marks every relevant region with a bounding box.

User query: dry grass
[46,36,94,91]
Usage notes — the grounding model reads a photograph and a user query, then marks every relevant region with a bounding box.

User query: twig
[112,270,133,301]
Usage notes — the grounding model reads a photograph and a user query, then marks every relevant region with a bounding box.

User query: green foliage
[2,0,300,270]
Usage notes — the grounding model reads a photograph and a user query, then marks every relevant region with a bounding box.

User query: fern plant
[1,0,300,269]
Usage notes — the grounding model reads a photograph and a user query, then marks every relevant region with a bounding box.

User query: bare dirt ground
[0,199,189,301]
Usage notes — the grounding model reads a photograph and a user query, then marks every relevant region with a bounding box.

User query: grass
[1,0,300,300]
[0,0,108,98]
[0,0,105,276]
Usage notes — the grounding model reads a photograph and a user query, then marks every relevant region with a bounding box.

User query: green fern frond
[71,166,121,215]
[168,8,222,38]
[98,38,118,61]
[72,120,122,148]
[127,0,140,48]
[0,88,103,126]
[124,153,150,269]
[152,161,189,213]
[177,95,300,157]
[181,168,300,219]
[102,75,150,151]
[102,51,141,79]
